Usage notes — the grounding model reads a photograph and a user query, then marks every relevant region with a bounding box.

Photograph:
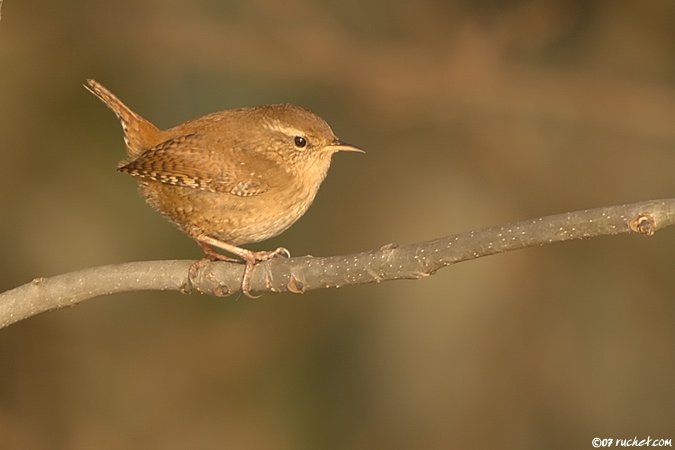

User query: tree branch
[1,198,673,329]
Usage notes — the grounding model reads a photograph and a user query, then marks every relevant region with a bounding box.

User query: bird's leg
[196,241,240,263]
[193,235,290,297]
[188,241,239,284]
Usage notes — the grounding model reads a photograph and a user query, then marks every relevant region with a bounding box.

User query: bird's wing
[117,133,272,197]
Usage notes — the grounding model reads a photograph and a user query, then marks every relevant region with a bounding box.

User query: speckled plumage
[85,79,362,294]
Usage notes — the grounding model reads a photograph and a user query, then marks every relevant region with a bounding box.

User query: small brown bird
[84,79,362,295]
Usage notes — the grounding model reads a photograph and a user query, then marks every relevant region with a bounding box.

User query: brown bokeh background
[1,0,674,448]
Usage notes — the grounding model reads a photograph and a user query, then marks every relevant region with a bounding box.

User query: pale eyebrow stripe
[262,120,305,137]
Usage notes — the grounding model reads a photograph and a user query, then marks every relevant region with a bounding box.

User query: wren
[84,79,362,295]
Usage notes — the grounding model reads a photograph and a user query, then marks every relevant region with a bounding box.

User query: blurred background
[1,0,674,448]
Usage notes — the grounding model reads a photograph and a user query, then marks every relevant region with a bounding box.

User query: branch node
[379,242,399,251]
[629,213,656,236]
[212,283,232,297]
[287,273,306,293]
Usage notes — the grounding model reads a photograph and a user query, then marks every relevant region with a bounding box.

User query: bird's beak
[329,139,365,153]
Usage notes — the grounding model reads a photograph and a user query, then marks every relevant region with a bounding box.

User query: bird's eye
[294,136,308,148]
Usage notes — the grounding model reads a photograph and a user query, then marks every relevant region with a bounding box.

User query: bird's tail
[84,79,161,159]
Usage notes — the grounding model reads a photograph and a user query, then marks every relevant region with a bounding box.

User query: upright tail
[84,79,161,159]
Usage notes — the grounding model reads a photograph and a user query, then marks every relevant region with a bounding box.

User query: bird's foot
[195,236,291,297]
